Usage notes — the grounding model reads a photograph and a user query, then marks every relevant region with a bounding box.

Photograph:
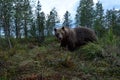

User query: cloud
[94,0,98,4]
[39,0,99,21]
[31,0,120,22]
[40,0,79,21]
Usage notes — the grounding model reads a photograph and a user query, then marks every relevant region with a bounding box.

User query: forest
[0,0,120,80]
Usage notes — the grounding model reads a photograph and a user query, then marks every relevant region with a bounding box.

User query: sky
[39,0,79,21]
[31,0,120,22]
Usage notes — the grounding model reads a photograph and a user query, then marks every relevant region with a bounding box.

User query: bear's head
[54,27,69,41]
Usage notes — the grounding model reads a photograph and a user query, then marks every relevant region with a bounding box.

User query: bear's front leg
[60,40,67,48]
[59,41,67,51]
[67,42,75,51]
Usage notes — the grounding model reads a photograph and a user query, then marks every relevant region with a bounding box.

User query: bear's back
[74,27,97,42]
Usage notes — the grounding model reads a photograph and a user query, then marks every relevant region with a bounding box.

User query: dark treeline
[0,0,59,42]
[76,0,120,37]
[0,0,120,42]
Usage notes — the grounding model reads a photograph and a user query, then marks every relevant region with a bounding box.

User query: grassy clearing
[0,36,120,80]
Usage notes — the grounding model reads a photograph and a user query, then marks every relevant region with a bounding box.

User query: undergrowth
[0,35,120,80]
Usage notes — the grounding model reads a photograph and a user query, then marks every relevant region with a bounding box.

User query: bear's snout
[56,36,62,40]
[55,33,62,40]
[58,37,62,40]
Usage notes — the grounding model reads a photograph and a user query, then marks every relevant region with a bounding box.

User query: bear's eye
[56,33,59,37]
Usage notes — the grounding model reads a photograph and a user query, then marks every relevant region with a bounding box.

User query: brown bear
[54,26,97,51]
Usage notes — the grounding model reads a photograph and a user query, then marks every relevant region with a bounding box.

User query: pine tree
[76,0,94,28]
[14,1,24,38]
[94,1,105,37]
[36,0,41,41]
[0,0,14,48]
[39,12,45,42]
[105,9,120,36]
[22,0,33,38]
[36,0,45,42]
[0,0,3,38]
[115,10,120,36]
[1,0,13,38]
[75,11,80,27]
[30,19,36,38]
[46,8,59,36]
[105,9,116,30]
[62,11,72,27]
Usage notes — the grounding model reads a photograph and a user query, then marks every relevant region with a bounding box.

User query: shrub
[78,43,103,60]
[100,29,120,58]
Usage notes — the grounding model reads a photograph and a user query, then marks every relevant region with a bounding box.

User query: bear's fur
[54,26,97,51]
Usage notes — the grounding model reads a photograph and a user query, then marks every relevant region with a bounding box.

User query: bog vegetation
[0,0,120,80]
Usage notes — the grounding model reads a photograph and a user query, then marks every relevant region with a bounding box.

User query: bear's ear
[54,28,57,32]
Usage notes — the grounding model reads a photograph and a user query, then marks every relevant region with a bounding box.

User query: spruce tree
[76,0,94,28]
[63,11,72,27]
